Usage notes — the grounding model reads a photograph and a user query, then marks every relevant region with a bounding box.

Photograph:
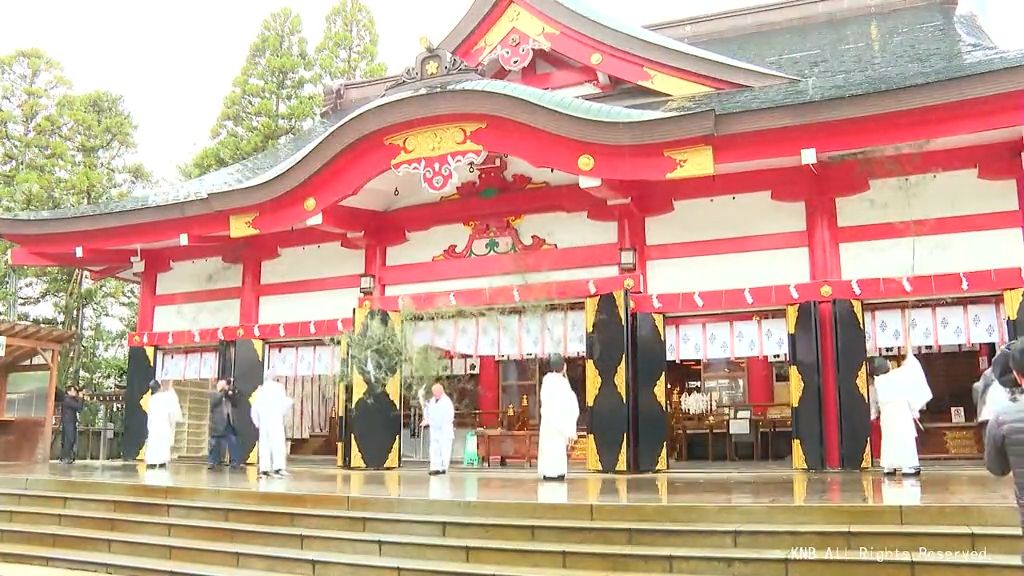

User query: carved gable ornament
[385,122,488,194]
[434,216,555,260]
[473,3,559,72]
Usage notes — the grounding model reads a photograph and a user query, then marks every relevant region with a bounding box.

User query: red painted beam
[89,265,132,281]
[646,231,808,260]
[128,317,354,348]
[137,266,158,333]
[258,274,361,297]
[152,287,241,307]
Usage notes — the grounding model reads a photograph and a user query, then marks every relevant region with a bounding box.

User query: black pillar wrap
[348,307,402,470]
[585,292,627,472]
[833,300,871,470]
[788,303,824,470]
[632,311,668,472]
[232,339,264,464]
[123,346,156,461]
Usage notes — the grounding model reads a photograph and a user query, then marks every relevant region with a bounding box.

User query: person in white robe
[538,354,580,481]
[421,382,455,475]
[145,379,183,469]
[869,354,933,475]
[251,378,293,479]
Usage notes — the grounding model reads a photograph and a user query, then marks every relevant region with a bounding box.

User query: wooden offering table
[476,429,539,467]
[918,422,984,460]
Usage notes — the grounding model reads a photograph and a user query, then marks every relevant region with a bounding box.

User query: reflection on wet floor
[0,461,1015,506]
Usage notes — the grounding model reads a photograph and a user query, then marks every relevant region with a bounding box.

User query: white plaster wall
[646,192,806,245]
[516,213,617,248]
[261,244,365,284]
[386,224,466,266]
[384,265,619,296]
[156,258,241,294]
[258,288,361,324]
[836,170,1018,227]
[839,229,1024,279]
[646,248,811,293]
[153,300,240,332]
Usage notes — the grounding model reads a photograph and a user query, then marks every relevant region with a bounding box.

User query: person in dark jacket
[985,341,1024,558]
[59,386,85,464]
[208,379,242,470]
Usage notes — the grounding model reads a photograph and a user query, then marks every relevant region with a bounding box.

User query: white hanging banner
[477,316,499,356]
[732,320,760,358]
[454,317,478,356]
[277,347,298,377]
[761,318,788,357]
[967,303,1000,344]
[935,305,967,346]
[159,352,185,380]
[183,352,202,380]
[664,323,678,362]
[873,308,905,349]
[677,324,704,360]
[296,346,315,376]
[863,310,875,354]
[705,322,732,360]
[313,345,335,375]
[520,313,543,357]
[542,311,567,357]
[566,310,587,357]
[410,321,433,349]
[497,314,520,357]
[433,319,456,352]
[908,308,936,348]
[199,351,219,379]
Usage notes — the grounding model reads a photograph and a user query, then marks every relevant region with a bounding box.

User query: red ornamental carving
[385,122,488,194]
[435,216,554,260]
[492,32,540,72]
[448,154,536,199]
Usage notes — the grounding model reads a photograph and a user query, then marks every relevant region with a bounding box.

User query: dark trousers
[60,425,77,462]
[208,424,241,466]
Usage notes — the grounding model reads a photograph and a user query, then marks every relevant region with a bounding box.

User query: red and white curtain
[264,344,340,440]
[156,349,219,381]
[665,317,789,362]
[405,310,587,358]
[865,302,1007,353]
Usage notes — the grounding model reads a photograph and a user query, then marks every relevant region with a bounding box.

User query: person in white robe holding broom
[422,382,455,475]
[251,378,293,479]
[538,354,580,481]
[868,353,933,476]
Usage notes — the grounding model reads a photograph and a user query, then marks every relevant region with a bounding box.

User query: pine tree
[315,0,387,85]
[0,49,148,395]
[180,8,317,179]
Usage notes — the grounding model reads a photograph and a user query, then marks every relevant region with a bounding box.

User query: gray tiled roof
[7,3,1022,222]
[639,4,1024,114]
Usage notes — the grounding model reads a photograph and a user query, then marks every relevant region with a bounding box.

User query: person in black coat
[59,386,85,464]
[208,379,242,470]
[985,341,1024,561]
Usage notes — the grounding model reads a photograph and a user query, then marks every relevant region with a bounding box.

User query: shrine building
[2,0,1023,472]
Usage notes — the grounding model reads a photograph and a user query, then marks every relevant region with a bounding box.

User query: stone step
[1,503,1020,556]
[0,541,638,569]
[0,521,1020,576]
[3,477,1019,527]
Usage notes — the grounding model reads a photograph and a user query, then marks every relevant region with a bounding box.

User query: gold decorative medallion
[424,59,440,76]
[228,212,260,239]
[819,284,833,298]
[577,154,595,172]
[855,363,868,401]
[663,145,714,180]
[792,439,808,470]
[623,277,635,290]
[236,328,244,338]
[303,197,317,212]
[132,334,141,345]
[789,365,804,407]
[472,2,559,58]
[385,122,487,165]
[1004,289,1023,321]
[852,299,864,329]
[590,52,603,65]
[638,66,715,97]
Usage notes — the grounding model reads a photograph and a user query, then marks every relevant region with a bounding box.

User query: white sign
[950,406,966,424]
[0,335,6,358]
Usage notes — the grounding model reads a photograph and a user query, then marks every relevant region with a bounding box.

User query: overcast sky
[0,1,1015,181]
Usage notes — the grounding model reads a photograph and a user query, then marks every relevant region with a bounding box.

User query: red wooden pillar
[1017,175,1024,242]
[137,264,158,333]
[805,194,842,469]
[746,356,774,416]
[477,356,500,427]
[239,258,261,325]
[364,244,385,298]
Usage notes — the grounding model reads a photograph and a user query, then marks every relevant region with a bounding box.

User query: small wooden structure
[0,321,75,463]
